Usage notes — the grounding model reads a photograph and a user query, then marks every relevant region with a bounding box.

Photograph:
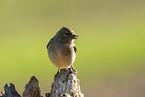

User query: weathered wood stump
[0,68,84,97]
[0,83,21,97]
[23,76,42,97]
[46,68,84,97]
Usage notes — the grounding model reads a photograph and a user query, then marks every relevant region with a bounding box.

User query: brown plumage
[47,26,78,69]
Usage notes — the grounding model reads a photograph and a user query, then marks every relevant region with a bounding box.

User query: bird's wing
[46,38,54,49]
[73,44,77,53]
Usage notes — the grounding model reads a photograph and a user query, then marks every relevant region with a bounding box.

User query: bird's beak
[71,34,79,39]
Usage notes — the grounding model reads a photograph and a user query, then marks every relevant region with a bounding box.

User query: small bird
[46,26,78,72]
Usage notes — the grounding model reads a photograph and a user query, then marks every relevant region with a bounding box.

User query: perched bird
[46,26,78,72]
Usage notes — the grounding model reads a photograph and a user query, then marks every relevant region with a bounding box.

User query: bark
[22,76,42,97]
[0,83,21,97]
[46,68,84,97]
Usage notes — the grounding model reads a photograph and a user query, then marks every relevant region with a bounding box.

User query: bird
[46,26,78,72]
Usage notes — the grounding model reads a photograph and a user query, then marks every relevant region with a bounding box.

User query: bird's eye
[65,33,70,36]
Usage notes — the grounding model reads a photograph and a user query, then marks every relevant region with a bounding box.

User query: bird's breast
[48,44,75,68]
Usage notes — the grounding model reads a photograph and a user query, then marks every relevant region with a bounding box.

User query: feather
[73,45,77,53]
[46,38,54,49]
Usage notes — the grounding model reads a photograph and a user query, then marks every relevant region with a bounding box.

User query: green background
[0,0,145,97]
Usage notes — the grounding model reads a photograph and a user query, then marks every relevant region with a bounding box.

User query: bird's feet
[57,65,77,74]
[70,65,78,74]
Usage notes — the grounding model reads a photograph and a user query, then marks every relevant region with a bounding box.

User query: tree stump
[46,68,84,97]
[0,83,21,97]
[0,68,84,97]
[23,76,42,97]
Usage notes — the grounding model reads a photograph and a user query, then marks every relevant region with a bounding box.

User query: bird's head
[56,26,78,43]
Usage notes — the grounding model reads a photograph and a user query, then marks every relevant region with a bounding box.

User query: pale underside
[48,43,76,68]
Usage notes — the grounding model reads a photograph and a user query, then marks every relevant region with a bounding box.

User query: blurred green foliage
[0,0,145,96]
